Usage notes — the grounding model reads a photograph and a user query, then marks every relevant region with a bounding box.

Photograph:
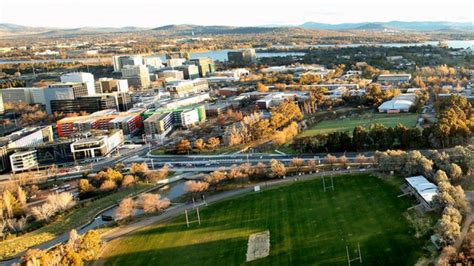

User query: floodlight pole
[331,176,334,191]
[323,176,326,192]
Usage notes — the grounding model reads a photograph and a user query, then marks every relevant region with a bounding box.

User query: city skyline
[1,0,473,28]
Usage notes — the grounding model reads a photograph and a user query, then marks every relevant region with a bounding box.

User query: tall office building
[60,72,96,95]
[97,78,129,93]
[112,55,143,72]
[121,65,150,89]
[42,83,89,114]
[228,49,257,65]
[143,56,163,72]
[175,65,200,80]
[51,95,117,114]
[189,57,215,77]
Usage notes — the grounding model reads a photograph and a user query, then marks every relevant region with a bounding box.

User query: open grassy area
[0,183,152,259]
[99,174,428,265]
[299,113,419,137]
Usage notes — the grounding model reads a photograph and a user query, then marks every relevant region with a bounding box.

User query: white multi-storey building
[60,72,96,96]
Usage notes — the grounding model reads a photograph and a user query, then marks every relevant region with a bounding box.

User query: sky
[0,0,473,28]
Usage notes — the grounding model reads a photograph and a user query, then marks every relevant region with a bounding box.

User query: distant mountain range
[0,23,147,37]
[299,21,473,31]
[0,21,472,37]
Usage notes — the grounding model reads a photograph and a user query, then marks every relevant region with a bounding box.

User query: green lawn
[99,174,428,265]
[0,184,153,259]
[299,113,419,137]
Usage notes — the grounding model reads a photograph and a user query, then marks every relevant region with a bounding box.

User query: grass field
[99,174,428,265]
[0,184,153,259]
[299,113,419,137]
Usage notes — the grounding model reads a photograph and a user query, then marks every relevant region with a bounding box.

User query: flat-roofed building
[10,150,38,172]
[51,95,117,114]
[108,113,141,138]
[112,55,143,72]
[60,72,95,95]
[0,87,35,104]
[228,49,256,65]
[121,65,150,89]
[189,57,215,77]
[70,130,124,161]
[97,78,129,93]
[175,65,200,80]
[377,74,412,85]
[144,112,174,141]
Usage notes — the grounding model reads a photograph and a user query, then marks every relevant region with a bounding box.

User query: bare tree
[355,154,367,167]
[30,203,55,222]
[16,186,27,210]
[99,180,117,191]
[325,154,337,168]
[205,170,227,184]
[136,193,170,213]
[47,192,75,212]
[307,159,318,171]
[291,157,304,172]
[115,198,135,221]
[238,163,254,177]
[2,190,15,219]
[185,181,210,194]
[338,155,348,167]
[6,216,27,233]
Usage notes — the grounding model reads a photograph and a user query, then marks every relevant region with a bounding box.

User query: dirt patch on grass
[246,230,270,262]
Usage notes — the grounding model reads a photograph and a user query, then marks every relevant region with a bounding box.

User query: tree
[147,165,169,183]
[6,216,27,233]
[16,186,27,210]
[136,193,170,213]
[31,203,55,222]
[307,159,318,171]
[77,230,101,261]
[121,175,135,187]
[238,163,254,176]
[270,159,286,178]
[205,170,227,184]
[255,162,267,176]
[338,155,348,166]
[325,154,337,167]
[291,157,304,172]
[449,163,462,182]
[176,139,192,154]
[355,154,367,167]
[47,192,75,212]
[2,190,16,219]
[194,138,205,151]
[99,180,117,191]
[436,206,462,245]
[130,163,149,178]
[206,137,220,150]
[185,181,210,194]
[79,179,94,193]
[115,198,135,221]
[256,82,269,92]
